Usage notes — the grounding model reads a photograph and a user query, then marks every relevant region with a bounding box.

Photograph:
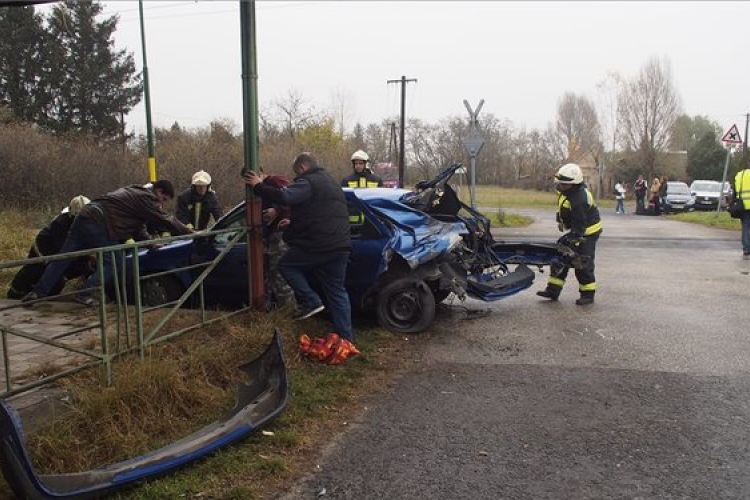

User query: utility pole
[387,76,417,188]
[138,0,156,182]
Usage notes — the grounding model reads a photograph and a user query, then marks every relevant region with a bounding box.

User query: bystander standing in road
[634,175,648,214]
[614,180,626,214]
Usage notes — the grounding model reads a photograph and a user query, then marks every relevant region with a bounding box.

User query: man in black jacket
[244,152,354,341]
[23,181,193,305]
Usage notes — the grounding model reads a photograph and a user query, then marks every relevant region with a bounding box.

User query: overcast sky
[96,1,750,140]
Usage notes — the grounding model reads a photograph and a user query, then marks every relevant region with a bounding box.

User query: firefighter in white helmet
[536,163,603,306]
[8,195,92,299]
[176,170,224,230]
[341,150,383,188]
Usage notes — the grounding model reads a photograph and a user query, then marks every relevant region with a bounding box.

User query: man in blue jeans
[244,152,354,342]
[23,181,193,305]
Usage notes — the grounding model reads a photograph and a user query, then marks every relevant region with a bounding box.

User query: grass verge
[0,310,419,499]
[670,209,741,230]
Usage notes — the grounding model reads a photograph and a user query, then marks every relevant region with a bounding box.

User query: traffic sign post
[719,124,743,213]
[463,99,485,209]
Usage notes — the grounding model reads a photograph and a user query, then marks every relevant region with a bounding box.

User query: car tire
[140,275,185,307]
[375,278,436,333]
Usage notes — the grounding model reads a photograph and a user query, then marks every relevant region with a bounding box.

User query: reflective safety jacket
[341,170,383,189]
[735,169,750,210]
[557,184,603,237]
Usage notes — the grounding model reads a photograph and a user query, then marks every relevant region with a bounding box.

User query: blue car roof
[344,187,411,203]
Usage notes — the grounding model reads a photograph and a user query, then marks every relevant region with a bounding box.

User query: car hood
[667,194,692,201]
[362,196,466,269]
[692,190,720,197]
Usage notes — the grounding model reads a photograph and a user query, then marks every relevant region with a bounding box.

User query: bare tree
[555,92,602,164]
[272,89,317,141]
[617,57,682,180]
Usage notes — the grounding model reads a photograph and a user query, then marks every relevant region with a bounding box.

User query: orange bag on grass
[299,333,360,365]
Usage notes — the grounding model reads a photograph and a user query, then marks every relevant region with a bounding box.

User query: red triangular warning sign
[722,124,743,144]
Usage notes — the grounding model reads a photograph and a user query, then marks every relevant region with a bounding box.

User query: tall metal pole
[387,76,416,188]
[138,0,156,182]
[240,0,265,311]
[718,145,733,214]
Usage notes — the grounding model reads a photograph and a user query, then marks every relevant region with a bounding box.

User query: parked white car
[690,180,723,210]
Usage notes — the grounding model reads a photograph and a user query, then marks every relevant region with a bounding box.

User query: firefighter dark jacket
[557,184,602,238]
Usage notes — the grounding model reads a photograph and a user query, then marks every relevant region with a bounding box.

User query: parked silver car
[663,182,695,213]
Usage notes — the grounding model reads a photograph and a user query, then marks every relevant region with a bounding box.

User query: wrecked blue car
[121,164,563,333]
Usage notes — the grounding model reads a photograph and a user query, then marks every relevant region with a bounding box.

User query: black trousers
[548,232,599,293]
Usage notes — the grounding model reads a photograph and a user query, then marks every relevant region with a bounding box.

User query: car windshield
[669,184,690,195]
[692,182,720,192]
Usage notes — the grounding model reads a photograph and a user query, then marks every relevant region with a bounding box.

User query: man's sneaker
[293,304,325,321]
[21,292,39,303]
[743,253,750,260]
[72,295,97,307]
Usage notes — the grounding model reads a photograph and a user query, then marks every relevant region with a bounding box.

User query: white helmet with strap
[351,150,369,164]
[554,163,583,184]
[192,170,212,186]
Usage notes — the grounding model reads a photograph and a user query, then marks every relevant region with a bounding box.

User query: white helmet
[554,163,583,184]
[351,150,369,164]
[191,170,212,186]
[68,195,90,216]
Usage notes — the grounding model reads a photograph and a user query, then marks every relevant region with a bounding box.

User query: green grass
[671,209,741,230]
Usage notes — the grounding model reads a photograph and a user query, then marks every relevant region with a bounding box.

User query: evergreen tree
[687,130,727,181]
[42,0,142,140]
[0,5,46,123]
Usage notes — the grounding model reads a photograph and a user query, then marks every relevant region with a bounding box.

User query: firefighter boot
[575,291,594,306]
[536,285,561,301]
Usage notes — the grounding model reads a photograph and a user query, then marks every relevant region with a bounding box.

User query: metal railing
[0,227,250,397]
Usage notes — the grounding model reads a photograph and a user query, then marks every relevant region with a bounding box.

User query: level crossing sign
[722,124,742,145]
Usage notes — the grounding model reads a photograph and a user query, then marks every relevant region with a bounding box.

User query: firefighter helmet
[554,163,583,184]
[191,170,212,186]
[68,195,90,216]
[351,150,370,164]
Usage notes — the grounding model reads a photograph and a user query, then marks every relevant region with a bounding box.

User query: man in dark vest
[244,152,354,342]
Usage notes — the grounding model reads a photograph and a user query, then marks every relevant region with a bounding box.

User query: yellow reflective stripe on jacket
[346,178,380,189]
[193,201,202,229]
[349,213,364,224]
[558,189,601,235]
[579,282,596,292]
[584,221,603,235]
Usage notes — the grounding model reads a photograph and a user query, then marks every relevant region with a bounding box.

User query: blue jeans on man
[278,247,353,341]
[33,215,117,299]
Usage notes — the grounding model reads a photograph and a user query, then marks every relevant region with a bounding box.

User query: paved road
[279,208,750,499]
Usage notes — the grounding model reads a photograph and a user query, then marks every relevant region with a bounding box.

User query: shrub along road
[278,208,750,499]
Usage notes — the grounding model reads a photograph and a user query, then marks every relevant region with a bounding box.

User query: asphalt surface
[278,207,750,500]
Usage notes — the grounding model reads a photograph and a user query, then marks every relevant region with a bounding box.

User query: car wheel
[141,275,184,307]
[376,278,436,333]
